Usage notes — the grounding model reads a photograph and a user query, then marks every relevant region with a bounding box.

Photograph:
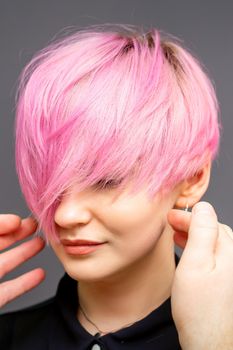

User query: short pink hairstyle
[14,24,222,243]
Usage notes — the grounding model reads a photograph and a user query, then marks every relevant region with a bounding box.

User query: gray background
[0,0,232,313]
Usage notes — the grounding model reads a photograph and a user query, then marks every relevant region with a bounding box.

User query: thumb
[180,201,219,271]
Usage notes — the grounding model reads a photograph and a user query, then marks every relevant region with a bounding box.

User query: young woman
[0,24,232,350]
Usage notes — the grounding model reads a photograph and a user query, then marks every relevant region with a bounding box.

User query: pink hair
[14,24,222,244]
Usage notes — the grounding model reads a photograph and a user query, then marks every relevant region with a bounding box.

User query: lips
[60,238,106,255]
[60,238,104,246]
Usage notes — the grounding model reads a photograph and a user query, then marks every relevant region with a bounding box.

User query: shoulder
[0,297,56,349]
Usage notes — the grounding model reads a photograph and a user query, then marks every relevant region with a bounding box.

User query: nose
[54,191,93,229]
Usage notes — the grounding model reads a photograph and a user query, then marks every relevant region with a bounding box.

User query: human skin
[0,216,45,307]
[50,180,181,333]
[48,161,211,333]
[169,202,233,349]
[0,163,232,348]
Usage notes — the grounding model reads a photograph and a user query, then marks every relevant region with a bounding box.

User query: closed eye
[94,178,123,189]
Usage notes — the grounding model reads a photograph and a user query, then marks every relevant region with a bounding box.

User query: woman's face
[50,180,180,283]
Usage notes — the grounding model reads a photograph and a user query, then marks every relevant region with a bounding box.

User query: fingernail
[193,202,215,214]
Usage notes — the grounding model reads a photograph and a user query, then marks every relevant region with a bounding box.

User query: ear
[173,159,212,210]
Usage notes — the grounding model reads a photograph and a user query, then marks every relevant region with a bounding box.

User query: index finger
[167,208,192,233]
[0,216,39,250]
[0,214,22,234]
[178,202,218,271]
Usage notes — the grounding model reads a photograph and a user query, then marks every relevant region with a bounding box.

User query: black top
[0,253,181,350]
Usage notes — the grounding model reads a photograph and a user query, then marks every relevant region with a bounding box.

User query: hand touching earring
[167,201,233,350]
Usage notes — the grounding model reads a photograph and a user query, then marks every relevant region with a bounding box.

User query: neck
[76,224,176,334]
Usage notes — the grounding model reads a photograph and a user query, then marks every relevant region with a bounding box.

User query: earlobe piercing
[184,202,189,212]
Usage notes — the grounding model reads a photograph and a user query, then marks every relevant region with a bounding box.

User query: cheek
[106,209,165,261]
[103,199,163,242]
[49,241,68,265]
[49,242,60,259]
[117,220,164,257]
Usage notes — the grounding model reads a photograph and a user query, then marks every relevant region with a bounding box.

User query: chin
[63,263,114,283]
